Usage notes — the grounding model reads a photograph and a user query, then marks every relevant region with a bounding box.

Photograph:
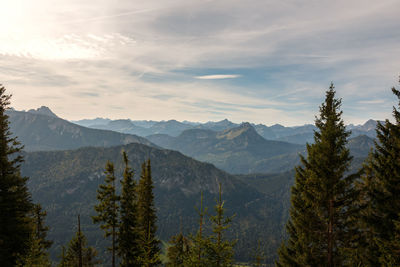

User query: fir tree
[185,192,208,267]
[137,160,161,266]
[277,84,359,266]
[32,204,53,253]
[118,151,140,267]
[17,204,53,266]
[92,161,119,267]
[16,233,51,267]
[358,80,400,265]
[166,230,191,266]
[0,85,33,266]
[204,183,236,267]
[61,215,99,267]
[166,233,190,266]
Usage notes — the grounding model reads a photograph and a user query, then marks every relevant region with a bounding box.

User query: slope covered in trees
[21,142,286,264]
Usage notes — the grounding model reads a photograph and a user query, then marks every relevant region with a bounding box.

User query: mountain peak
[217,122,257,140]
[361,119,377,131]
[239,122,252,128]
[28,106,58,118]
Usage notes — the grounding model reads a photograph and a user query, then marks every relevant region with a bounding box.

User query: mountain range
[7,106,377,264]
[73,116,378,144]
[8,107,376,174]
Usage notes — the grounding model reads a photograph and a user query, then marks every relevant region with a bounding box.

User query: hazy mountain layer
[74,116,378,144]
[7,110,155,151]
[147,123,305,174]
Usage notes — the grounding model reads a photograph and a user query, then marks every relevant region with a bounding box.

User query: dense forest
[1,78,400,266]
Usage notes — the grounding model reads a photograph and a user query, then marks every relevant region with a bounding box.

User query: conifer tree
[137,160,161,266]
[204,183,236,267]
[61,215,99,267]
[92,161,119,267]
[277,84,358,266]
[118,151,140,267]
[32,204,53,253]
[166,229,191,266]
[0,85,33,266]
[17,204,53,266]
[185,192,208,266]
[16,234,52,267]
[358,80,400,265]
[167,233,190,266]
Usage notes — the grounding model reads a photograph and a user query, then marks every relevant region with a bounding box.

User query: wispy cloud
[0,0,399,125]
[194,74,241,80]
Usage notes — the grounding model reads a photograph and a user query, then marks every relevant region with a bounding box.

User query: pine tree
[16,234,51,267]
[277,84,359,266]
[118,151,140,267]
[358,80,400,265]
[32,204,53,253]
[166,231,191,266]
[16,204,53,266]
[0,85,33,265]
[137,160,161,266]
[92,161,119,267]
[185,192,208,267]
[61,215,100,267]
[204,183,236,267]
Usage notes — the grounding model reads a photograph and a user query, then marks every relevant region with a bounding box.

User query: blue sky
[0,0,399,125]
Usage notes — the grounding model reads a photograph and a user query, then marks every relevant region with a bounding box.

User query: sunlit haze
[1,0,399,126]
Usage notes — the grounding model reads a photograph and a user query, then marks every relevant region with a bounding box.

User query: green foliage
[0,85,33,266]
[118,151,141,267]
[184,192,209,266]
[32,203,53,252]
[277,84,359,266]
[137,160,161,266]
[204,183,236,267]
[357,80,400,265]
[16,233,52,267]
[166,233,191,266]
[92,161,119,267]
[16,203,53,266]
[60,216,100,267]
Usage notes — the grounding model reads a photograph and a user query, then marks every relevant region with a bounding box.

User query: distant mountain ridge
[73,116,379,144]
[7,109,155,151]
[147,122,305,174]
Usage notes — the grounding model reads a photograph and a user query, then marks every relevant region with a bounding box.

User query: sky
[0,0,399,126]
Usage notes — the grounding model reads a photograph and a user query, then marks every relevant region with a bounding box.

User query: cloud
[1,0,399,125]
[194,74,241,80]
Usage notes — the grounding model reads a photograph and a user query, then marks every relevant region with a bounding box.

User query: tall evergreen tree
[118,151,140,267]
[137,160,161,266]
[0,85,33,266]
[92,161,119,267]
[204,183,236,267]
[358,80,400,265]
[277,84,359,266]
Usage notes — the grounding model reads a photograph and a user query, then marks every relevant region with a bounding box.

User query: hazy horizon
[1,0,399,126]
